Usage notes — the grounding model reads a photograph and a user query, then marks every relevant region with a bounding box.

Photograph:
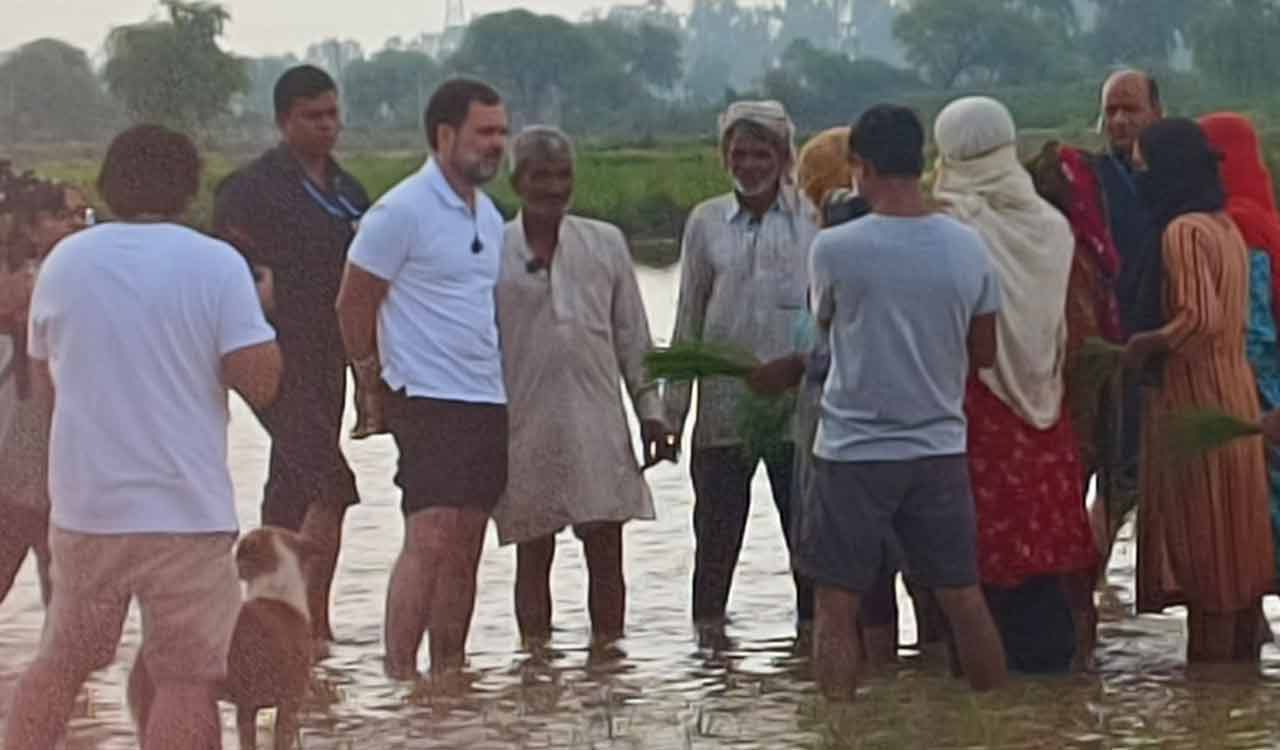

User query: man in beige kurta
[495,126,672,653]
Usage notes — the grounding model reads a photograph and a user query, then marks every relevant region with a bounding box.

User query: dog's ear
[235,529,274,581]
[235,529,265,564]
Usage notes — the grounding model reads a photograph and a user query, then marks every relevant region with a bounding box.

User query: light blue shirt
[810,214,1000,462]
[348,158,507,404]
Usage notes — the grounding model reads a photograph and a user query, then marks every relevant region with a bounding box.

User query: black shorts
[255,365,358,531]
[385,392,508,516]
[793,455,978,594]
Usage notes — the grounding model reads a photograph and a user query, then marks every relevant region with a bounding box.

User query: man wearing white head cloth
[663,100,819,641]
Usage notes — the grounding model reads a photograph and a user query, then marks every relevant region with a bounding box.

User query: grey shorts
[793,455,978,593]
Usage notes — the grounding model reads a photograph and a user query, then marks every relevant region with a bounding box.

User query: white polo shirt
[348,158,506,404]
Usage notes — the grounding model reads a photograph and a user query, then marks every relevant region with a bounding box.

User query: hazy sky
[5,0,724,58]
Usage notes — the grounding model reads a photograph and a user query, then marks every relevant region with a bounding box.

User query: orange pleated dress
[1137,212,1275,614]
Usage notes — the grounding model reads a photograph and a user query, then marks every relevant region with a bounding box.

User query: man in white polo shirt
[337,77,508,679]
[4,125,280,749]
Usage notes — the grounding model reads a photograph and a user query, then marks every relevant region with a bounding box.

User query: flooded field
[5,265,1280,748]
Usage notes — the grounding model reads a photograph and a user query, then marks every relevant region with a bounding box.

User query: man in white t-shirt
[4,125,281,750]
[337,77,509,679]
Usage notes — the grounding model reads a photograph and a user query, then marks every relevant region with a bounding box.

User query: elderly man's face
[514,156,574,219]
[1103,73,1161,156]
[727,129,785,198]
[439,101,509,186]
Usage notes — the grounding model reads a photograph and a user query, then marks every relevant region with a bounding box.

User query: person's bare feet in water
[861,624,898,670]
[384,655,421,682]
[695,617,733,653]
[589,635,628,663]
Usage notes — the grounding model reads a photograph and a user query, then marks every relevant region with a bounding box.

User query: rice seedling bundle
[644,340,760,383]
[1164,408,1262,457]
[1067,338,1124,401]
[645,340,793,460]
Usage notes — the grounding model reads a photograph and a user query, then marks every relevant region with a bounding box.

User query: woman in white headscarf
[932,97,1097,674]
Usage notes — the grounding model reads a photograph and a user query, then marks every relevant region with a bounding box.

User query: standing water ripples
[5,265,1280,748]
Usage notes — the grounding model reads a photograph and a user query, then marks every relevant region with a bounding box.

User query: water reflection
[5,264,1280,747]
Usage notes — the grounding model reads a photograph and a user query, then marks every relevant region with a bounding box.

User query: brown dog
[129,527,317,749]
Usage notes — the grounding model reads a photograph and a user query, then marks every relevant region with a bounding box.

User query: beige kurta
[494,215,664,545]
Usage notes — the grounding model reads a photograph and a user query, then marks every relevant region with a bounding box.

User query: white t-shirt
[347,158,506,404]
[27,222,276,534]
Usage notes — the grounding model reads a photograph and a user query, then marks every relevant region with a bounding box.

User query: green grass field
[18,131,1280,269]
[17,142,733,267]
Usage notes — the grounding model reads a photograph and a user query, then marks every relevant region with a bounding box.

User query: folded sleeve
[347,202,412,281]
[217,256,277,356]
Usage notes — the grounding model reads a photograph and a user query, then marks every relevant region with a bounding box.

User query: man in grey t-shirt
[790,104,1008,700]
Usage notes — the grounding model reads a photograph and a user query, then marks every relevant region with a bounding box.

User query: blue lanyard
[301,176,362,222]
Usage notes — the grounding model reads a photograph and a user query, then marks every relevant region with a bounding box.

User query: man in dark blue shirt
[1094,69,1163,558]
[213,65,369,654]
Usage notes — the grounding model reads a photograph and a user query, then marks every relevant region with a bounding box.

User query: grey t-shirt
[810,213,1000,462]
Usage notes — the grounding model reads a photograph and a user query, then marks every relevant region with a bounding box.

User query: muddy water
[5,265,1280,749]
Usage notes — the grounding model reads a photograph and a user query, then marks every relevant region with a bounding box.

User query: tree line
[3,0,1280,145]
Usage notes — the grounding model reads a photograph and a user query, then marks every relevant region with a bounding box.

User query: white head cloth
[932,96,1074,429]
[718,100,797,180]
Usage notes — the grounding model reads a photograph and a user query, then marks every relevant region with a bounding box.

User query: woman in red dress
[1026,139,1128,669]
[933,97,1098,673]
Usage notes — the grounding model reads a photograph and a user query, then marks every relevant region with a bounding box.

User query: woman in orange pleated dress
[1122,118,1274,663]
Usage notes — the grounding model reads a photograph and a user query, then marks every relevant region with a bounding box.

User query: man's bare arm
[336,263,390,363]
[968,313,998,372]
[222,341,283,410]
[337,262,392,438]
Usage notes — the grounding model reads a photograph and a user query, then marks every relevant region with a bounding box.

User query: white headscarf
[932,96,1073,429]
[718,100,797,182]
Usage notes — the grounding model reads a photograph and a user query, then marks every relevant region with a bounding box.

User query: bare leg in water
[859,553,900,669]
[578,523,625,652]
[384,512,443,679]
[514,523,626,656]
[300,503,347,650]
[515,535,556,650]
[813,585,863,700]
[384,507,488,679]
[0,503,48,608]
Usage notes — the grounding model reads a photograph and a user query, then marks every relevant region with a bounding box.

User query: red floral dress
[966,380,1098,588]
